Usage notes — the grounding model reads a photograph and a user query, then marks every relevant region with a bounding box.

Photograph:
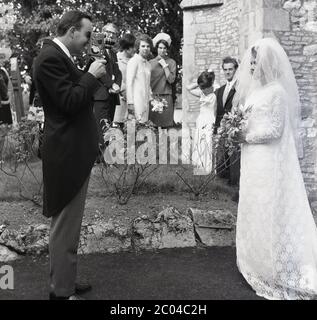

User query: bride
[235,38,317,300]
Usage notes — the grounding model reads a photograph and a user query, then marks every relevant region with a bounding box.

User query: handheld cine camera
[88,32,106,60]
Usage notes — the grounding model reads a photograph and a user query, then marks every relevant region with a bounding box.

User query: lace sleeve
[246,92,285,144]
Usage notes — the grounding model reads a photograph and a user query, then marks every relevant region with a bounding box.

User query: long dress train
[236,81,317,300]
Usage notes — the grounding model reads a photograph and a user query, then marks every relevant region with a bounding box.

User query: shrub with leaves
[0,118,42,204]
[10,118,40,163]
[99,119,160,205]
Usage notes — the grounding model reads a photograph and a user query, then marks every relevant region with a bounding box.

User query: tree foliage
[0,0,183,73]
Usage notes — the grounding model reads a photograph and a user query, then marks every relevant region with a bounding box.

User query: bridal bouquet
[214,105,250,156]
[27,106,45,125]
[150,96,168,114]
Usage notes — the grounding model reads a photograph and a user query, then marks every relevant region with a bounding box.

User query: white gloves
[158,59,169,69]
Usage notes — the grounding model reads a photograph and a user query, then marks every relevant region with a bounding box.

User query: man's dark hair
[222,56,239,70]
[119,34,136,51]
[57,11,92,37]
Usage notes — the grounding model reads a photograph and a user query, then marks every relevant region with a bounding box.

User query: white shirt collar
[226,77,237,89]
[53,38,73,62]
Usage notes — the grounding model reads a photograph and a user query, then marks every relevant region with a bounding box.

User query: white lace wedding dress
[236,81,317,300]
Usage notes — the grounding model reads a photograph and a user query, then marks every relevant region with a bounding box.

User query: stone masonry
[181,0,317,213]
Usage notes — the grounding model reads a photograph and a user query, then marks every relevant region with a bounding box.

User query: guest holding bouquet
[149,33,177,128]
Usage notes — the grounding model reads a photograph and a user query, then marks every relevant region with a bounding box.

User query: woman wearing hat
[149,33,177,128]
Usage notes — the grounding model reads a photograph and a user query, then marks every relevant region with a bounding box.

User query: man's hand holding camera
[88,59,108,79]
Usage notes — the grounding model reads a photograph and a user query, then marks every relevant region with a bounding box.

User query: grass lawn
[0,159,238,230]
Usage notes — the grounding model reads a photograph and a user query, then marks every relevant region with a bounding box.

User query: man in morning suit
[214,57,240,189]
[33,11,107,300]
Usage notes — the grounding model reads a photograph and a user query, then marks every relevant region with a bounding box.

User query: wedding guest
[0,62,13,153]
[33,10,107,300]
[149,33,177,128]
[187,70,216,175]
[0,63,13,126]
[92,22,122,147]
[235,38,317,300]
[113,33,136,124]
[215,57,240,189]
[126,34,153,123]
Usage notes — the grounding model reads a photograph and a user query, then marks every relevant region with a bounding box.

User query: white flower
[150,96,168,113]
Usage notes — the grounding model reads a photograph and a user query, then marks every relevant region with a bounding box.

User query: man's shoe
[49,292,86,300]
[75,281,92,294]
[68,294,86,300]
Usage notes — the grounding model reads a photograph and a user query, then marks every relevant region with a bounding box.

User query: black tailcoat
[33,39,100,217]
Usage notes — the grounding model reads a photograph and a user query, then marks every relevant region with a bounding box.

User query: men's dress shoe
[68,294,86,300]
[49,292,86,300]
[75,281,92,294]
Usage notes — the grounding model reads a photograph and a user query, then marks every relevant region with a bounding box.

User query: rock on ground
[79,221,131,254]
[0,245,19,262]
[189,208,236,247]
[132,207,196,250]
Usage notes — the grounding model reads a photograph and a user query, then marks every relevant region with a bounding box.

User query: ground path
[0,247,263,300]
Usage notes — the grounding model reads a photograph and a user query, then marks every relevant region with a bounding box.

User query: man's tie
[222,83,231,107]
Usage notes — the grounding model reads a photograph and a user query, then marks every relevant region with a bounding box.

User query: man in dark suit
[93,22,122,150]
[33,11,107,300]
[214,57,240,189]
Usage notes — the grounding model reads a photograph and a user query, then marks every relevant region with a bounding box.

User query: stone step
[0,207,236,261]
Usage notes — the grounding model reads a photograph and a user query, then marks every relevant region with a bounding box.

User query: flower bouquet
[214,105,250,156]
[150,95,168,114]
[27,106,45,126]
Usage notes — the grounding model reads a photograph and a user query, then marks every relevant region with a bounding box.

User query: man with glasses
[93,23,122,155]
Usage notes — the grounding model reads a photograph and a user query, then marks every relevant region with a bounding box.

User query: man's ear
[68,26,76,38]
